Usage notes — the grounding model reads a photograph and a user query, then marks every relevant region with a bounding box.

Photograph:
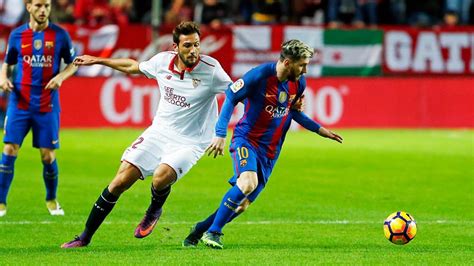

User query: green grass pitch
[0,129,472,264]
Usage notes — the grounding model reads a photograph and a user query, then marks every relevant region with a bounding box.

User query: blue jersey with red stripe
[5,23,75,112]
[216,62,308,160]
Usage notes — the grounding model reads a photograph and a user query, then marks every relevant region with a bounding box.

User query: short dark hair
[280,39,314,61]
[173,21,201,45]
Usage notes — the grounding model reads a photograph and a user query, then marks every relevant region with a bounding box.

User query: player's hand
[318,127,343,144]
[206,136,226,158]
[291,94,305,112]
[45,75,63,90]
[73,55,99,66]
[0,77,13,92]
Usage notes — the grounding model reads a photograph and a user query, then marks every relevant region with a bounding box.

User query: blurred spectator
[445,0,472,24]
[51,0,75,23]
[377,0,406,25]
[293,0,326,25]
[194,0,229,29]
[131,0,152,24]
[110,0,133,25]
[251,0,286,24]
[406,0,443,27]
[0,0,25,27]
[442,9,460,27]
[327,0,378,28]
[74,0,114,26]
[164,0,193,25]
[470,1,474,23]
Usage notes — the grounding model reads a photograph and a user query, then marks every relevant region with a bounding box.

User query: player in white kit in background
[61,21,232,248]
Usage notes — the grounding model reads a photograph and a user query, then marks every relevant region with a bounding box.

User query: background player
[183,39,343,249]
[61,21,232,248]
[0,0,77,217]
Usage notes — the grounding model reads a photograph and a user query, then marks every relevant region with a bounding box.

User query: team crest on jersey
[45,41,54,49]
[34,40,42,50]
[278,91,287,103]
[192,78,201,88]
[240,159,247,167]
[230,79,244,93]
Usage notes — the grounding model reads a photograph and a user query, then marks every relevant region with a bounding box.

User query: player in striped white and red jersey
[61,21,232,248]
[0,0,77,217]
[183,40,343,249]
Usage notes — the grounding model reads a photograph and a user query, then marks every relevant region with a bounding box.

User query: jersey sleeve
[225,66,262,104]
[211,61,232,94]
[5,33,19,65]
[214,66,262,137]
[139,54,161,79]
[291,110,321,132]
[60,30,76,64]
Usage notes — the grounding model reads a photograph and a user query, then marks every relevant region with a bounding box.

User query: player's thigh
[229,140,258,177]
[3,107,31,147]
[121,129,166,179]
[160,144,205,181]
[31,111,59,149]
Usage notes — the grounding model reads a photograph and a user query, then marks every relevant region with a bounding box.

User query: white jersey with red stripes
[139,51,232,145]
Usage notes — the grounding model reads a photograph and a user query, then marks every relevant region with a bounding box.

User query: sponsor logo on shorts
[52,139,59,145]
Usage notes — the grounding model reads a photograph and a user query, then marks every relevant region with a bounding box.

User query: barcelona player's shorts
[228,137,277,202]
[4,107,60,149]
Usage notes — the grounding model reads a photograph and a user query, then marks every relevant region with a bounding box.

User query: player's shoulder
[49,23,68,34]
[151,51,175,62]
[247,62,276,78]
[9,23,29,37]
[198,54,219,68]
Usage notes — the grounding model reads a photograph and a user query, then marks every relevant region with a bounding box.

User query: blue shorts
[4,107,60,149]
[228,138,276,202]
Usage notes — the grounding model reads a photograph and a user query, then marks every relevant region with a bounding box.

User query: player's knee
[152,165,177,190]
[237,172,258,195]
[40,149,56,164]
[3,143,19,156]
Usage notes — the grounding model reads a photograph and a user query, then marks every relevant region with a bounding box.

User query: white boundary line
[0,220,472,225]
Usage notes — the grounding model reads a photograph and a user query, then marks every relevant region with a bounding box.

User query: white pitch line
[0,220,473,225]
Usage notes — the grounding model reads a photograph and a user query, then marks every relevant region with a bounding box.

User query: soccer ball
[383,211,417,245]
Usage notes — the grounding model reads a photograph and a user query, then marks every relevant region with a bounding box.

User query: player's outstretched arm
[74,55,142,75]
[45,63,78,90]
[0,63,14,92]
[318,127,343,143]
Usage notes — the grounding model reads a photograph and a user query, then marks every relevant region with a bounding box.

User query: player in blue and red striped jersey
[183,39,343,249]
[0,0,77,217]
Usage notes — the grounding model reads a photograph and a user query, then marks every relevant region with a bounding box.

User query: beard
[178,52,197,68]
[32,14,48,25]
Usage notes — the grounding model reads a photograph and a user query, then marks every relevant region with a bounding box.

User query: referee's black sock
[81,187,119,242]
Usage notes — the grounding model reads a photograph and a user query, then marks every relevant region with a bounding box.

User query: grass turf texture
[0,129,472,264]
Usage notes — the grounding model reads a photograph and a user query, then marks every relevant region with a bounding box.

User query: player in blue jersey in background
[0,0,77,217]
[183,39,343,249]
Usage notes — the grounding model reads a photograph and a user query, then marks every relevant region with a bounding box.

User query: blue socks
[208,185,246,233]
[0,153,17,204]
[43,160,58,201]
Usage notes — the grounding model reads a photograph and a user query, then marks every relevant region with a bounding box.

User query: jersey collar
[168,54,200,80]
